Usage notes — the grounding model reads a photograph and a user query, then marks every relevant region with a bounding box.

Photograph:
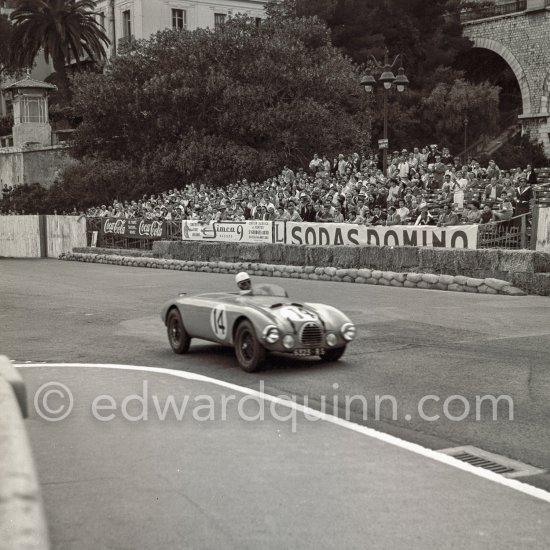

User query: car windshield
[251,284,288,298]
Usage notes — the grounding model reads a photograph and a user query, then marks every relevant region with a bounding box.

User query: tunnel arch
[468,37,531,116]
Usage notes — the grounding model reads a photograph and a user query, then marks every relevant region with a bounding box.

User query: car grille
[300,323,323,347]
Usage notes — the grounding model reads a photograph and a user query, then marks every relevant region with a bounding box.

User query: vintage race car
[161,283,356,372]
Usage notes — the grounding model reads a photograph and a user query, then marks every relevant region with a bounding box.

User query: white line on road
[17,362,550,505]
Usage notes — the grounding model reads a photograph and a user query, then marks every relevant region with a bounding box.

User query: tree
[490,134,549,170]
[0,13,17,75]
[422,76,500,154]
[9,0,109,99]
[268,0,473,72]
[68,15,371,190]
[267,0,501,156]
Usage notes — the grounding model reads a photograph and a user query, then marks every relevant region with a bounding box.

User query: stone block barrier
[69,243,550,295]
[61,250,528,296]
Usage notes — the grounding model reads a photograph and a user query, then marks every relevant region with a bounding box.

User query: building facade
[0,1,54,119]
[0,0,270,188]
[94,0,269,57]
[1,0,269,118]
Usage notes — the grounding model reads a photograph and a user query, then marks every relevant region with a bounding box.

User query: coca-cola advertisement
[101,218,166,239]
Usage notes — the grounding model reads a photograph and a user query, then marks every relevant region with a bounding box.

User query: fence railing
[477,213,530,249]
[459,0,527,22]
[86,218,182,250]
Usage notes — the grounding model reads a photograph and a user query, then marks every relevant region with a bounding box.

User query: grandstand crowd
[0,145,538,226]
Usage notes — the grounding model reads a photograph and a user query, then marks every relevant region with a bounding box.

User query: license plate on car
[293,348,325,357]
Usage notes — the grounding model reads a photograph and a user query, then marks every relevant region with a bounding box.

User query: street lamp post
[463,115,469,163]
[360,48,409,176]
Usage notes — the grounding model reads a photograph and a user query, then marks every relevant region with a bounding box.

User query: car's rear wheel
[320,346,346,362]
[167,309,191,354]
[235,320,266,372]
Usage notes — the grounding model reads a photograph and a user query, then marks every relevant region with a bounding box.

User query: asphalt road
[3,258,550,548]
[16,364,550,550]
[2,259,550,468]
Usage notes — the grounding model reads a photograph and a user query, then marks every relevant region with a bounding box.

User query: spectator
[414,206,435,226]
[285,201,302,222]
[386,206,400,226]
[525,164,537,185]
[437,204,459,227]
[333,204,345,223]
[299,193,316,222]
[316,202,334,222]
[480,204,493,224]
[492,192,514,222]
[309,154,323,173]
[464,200,482,224]
[396,199,410,225]
[515,176,533,216]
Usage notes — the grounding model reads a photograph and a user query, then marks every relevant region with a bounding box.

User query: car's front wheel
[320,346,346,362]
[234,320,266,372]
[167,309,191,354]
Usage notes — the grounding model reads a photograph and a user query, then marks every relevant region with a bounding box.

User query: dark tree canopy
[0,13,17,75]
[267,0,473,72]
[267,0,501,155]
[68,15,371,194]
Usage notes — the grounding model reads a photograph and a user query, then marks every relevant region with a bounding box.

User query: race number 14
[210,305,228,340]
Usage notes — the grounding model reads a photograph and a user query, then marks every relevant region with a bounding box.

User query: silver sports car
[161,283,356,372]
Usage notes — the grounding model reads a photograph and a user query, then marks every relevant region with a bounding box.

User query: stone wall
[0,144,70,187]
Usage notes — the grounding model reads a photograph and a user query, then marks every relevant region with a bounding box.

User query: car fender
[302,303,352,331]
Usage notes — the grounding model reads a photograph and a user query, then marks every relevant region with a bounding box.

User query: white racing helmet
[235,272,250,284]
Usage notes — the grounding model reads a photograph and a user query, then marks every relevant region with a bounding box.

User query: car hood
[245,300,326,332]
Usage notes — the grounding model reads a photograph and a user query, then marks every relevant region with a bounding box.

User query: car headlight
[326,333,338,347]
[282,335,295,349]
[263,326,280,344]
[341,323,356,342]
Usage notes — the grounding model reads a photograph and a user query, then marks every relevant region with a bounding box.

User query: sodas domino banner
[276,222,478,249]
[180,220,478,249]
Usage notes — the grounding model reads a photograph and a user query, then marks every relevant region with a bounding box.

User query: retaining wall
[0,215,41,258]
[0,215,86,258]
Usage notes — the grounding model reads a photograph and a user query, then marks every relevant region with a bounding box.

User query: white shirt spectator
[398,160,410,178]
[396,205,410,222]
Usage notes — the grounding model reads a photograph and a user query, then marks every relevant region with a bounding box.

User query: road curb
[0,356,50,550]
[59,251,527,296]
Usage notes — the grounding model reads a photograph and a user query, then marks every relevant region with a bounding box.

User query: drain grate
[438,446,546,479]
[451,452,516,474]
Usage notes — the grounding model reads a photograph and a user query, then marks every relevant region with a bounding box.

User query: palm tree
[9,0,110,98]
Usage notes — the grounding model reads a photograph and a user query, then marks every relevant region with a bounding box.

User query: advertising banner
[182,220,272,243]
[535,206,550,252]
[101,218,166,239]
[277,222,478,249]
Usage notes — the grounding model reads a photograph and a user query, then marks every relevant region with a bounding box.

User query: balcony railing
[459,0,527,22]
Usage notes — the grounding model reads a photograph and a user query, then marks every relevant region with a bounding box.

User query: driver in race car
[235,272,253,295]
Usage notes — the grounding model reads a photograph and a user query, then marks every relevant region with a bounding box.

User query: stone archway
[469,37,532,116]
